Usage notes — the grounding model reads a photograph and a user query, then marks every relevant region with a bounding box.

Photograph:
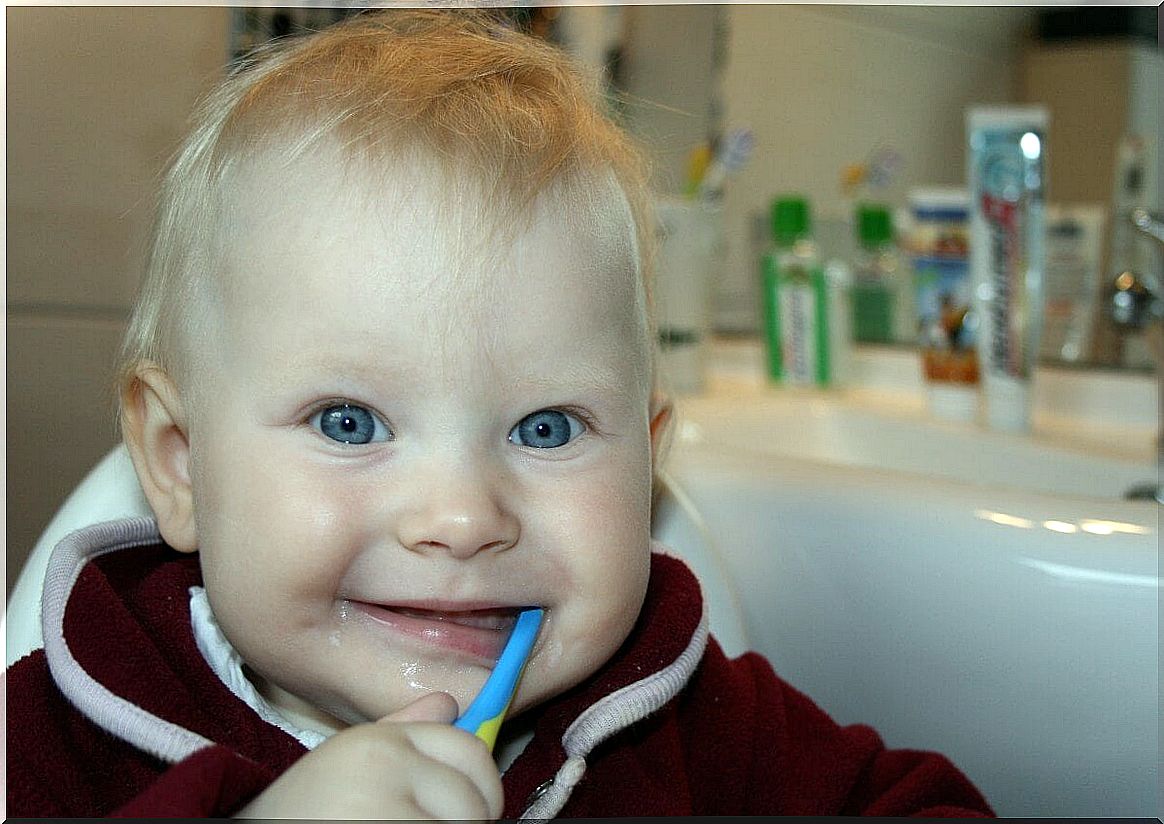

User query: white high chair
[5,445,751,668]
[5,446,152,666]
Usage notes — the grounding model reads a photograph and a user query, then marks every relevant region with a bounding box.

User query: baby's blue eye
[312,404,391,445]
[510,410,583,449]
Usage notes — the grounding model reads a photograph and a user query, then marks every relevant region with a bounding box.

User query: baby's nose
[396,466,520,560]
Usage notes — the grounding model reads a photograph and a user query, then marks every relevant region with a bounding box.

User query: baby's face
[184,154,655,734]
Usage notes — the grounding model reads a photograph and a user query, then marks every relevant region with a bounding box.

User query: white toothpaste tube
[966,106,1049,433]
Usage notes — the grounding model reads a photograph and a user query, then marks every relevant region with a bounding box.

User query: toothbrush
[453,607,543,752]
[696,127,754,202]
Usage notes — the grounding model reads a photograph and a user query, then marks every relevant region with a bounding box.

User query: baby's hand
[235,692,503,821]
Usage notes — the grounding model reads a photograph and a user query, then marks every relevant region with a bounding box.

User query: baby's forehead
[206,146,646,348]
[195,147,652,394]
[219,143,640,285]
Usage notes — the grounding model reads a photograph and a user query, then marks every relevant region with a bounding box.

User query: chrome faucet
[1131,207,1164,246]
[1109,208,1162,502]
[1110,209,1164,331]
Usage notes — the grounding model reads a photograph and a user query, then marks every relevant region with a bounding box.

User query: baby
[6,10,994,819]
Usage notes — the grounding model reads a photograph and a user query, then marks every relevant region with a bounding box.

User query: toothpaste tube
[966,106,1048,432]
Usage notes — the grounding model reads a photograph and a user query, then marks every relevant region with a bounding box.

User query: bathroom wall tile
[6,6,231,311]
[6,204,145,310]
[715,6,1029,332]
[6,6,232,596]
[6,315,126,594]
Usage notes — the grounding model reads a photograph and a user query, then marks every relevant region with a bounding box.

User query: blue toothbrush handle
[453,608,543,751]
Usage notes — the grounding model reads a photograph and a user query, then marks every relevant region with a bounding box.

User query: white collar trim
[189,586,327,751]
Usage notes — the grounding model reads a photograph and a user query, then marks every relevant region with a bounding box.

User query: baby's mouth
[390,606,520,631]
[351,601,533,664]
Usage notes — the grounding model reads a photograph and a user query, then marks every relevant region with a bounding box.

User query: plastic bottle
[761,196,836,386]
[824,257,852,386]
[908,187,979,423]
[850,203,900,344]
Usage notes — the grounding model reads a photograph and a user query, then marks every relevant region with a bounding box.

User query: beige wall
[621,4,721,196]
[6,7,231,594]
[713,6,1036,330]
[616,6,1039,330]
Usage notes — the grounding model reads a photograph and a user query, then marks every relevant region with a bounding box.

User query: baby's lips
[347,600,528,664]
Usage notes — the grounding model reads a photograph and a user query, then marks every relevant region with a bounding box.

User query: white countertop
[683,337,1158,464]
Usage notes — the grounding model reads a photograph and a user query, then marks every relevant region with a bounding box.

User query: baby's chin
[250,624,631,732]
[246,667,357,734]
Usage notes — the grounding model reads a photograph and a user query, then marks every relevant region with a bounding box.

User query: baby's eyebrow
[267,354,427,386]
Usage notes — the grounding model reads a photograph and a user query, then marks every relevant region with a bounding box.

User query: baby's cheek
[243,472,365,578]
[558,557,648,668]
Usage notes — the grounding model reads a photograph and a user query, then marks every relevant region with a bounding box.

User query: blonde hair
[116,9,656,410]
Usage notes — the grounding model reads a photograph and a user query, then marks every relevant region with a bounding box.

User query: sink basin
[653,339,1159,818]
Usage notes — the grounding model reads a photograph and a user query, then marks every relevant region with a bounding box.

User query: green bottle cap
[856,203,893,246]
[771,196,811,247]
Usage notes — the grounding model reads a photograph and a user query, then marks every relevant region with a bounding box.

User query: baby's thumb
[379,691,459,725]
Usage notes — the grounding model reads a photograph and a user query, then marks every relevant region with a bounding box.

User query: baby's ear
[121,365,198,553]
[648,391,674,465]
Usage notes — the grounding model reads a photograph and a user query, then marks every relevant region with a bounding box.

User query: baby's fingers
[400,724,504,820]
[408,757,501,821]
[381,691,459,724]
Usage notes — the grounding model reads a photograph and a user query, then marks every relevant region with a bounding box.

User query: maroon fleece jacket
[5,535,994,817]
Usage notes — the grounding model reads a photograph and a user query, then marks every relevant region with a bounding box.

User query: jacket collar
[501,543,709,819]
[42,517,709,819]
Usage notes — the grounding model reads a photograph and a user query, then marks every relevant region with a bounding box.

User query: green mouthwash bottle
[851,203,898,344]
[761,196,831,385]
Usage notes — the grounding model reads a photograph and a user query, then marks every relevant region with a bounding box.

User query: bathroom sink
[653,339,1159,818]
[669,340,1157,501]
